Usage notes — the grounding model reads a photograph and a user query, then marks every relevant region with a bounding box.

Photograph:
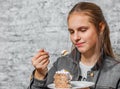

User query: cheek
[87,34,98,45]
[85,31,98,44]
[70,35,74,42]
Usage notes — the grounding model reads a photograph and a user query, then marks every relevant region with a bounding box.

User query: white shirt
[79,61,94,81]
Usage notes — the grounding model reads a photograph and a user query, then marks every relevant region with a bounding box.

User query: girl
[28,2,120,89]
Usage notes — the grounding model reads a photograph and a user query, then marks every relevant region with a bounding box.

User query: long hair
[68,2,114,58]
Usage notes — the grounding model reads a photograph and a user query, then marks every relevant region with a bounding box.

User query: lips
[75,42,85,47]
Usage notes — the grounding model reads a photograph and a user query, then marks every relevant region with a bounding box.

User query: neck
[80,49,99,66]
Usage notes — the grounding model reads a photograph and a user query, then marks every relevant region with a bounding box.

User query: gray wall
[0,0,120,89]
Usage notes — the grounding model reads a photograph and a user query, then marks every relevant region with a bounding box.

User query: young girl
[28,2,120,89]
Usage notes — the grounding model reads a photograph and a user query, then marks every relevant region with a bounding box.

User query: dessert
[61,50,69,56]
[54,69,72,88]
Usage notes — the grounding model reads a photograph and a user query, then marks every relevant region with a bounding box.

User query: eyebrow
[68,26,89,31]
[68,28,73,31]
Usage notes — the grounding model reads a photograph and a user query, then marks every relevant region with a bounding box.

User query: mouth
[75,42,85,47]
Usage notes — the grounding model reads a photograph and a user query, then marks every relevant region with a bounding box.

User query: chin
[77,48,86,53]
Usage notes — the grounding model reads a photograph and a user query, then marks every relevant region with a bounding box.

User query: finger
[32,54,49,67]
[32,52,48,60]
[32,50,49,61]
[34,54,49,64]
[39,49,44,52]
[41,60,50,70]
[36,60,50,69]
[40,58,49,65]
[35,59,49,69]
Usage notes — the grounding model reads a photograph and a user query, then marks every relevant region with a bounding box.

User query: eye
[69,30,74,34]
[81,28,87,32]
[68,29,74,34]
[79,27,88,32]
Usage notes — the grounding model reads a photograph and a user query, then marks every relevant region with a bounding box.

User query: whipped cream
[56,69,72,80]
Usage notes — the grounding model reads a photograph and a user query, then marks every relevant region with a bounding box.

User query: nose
[73,32,80,42]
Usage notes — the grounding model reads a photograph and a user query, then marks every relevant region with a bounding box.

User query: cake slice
[54,69,72,88]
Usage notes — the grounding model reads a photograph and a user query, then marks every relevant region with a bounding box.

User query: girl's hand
[32,49,50,80]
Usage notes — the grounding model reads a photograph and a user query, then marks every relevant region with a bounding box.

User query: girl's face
[68,13,99,54]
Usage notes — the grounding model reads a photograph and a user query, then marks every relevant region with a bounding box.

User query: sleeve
[27,70,47,89]
[116,78,120,89]
[116,63,120,89]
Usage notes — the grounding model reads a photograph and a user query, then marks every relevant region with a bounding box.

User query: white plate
[47,81,95,89]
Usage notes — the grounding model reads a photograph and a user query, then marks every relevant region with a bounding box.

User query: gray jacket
[28,48,120,89]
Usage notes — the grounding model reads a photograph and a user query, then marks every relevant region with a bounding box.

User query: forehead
[68,13,92,28]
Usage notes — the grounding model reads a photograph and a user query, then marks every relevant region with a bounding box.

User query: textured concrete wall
[0,0,120,89]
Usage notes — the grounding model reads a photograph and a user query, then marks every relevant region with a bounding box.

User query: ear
[99,22,105,34]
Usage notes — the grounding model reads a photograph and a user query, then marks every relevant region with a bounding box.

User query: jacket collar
[69,47,80,64]
[69,47,105,71]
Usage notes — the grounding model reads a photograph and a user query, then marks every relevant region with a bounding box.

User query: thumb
[39,49,45,52]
